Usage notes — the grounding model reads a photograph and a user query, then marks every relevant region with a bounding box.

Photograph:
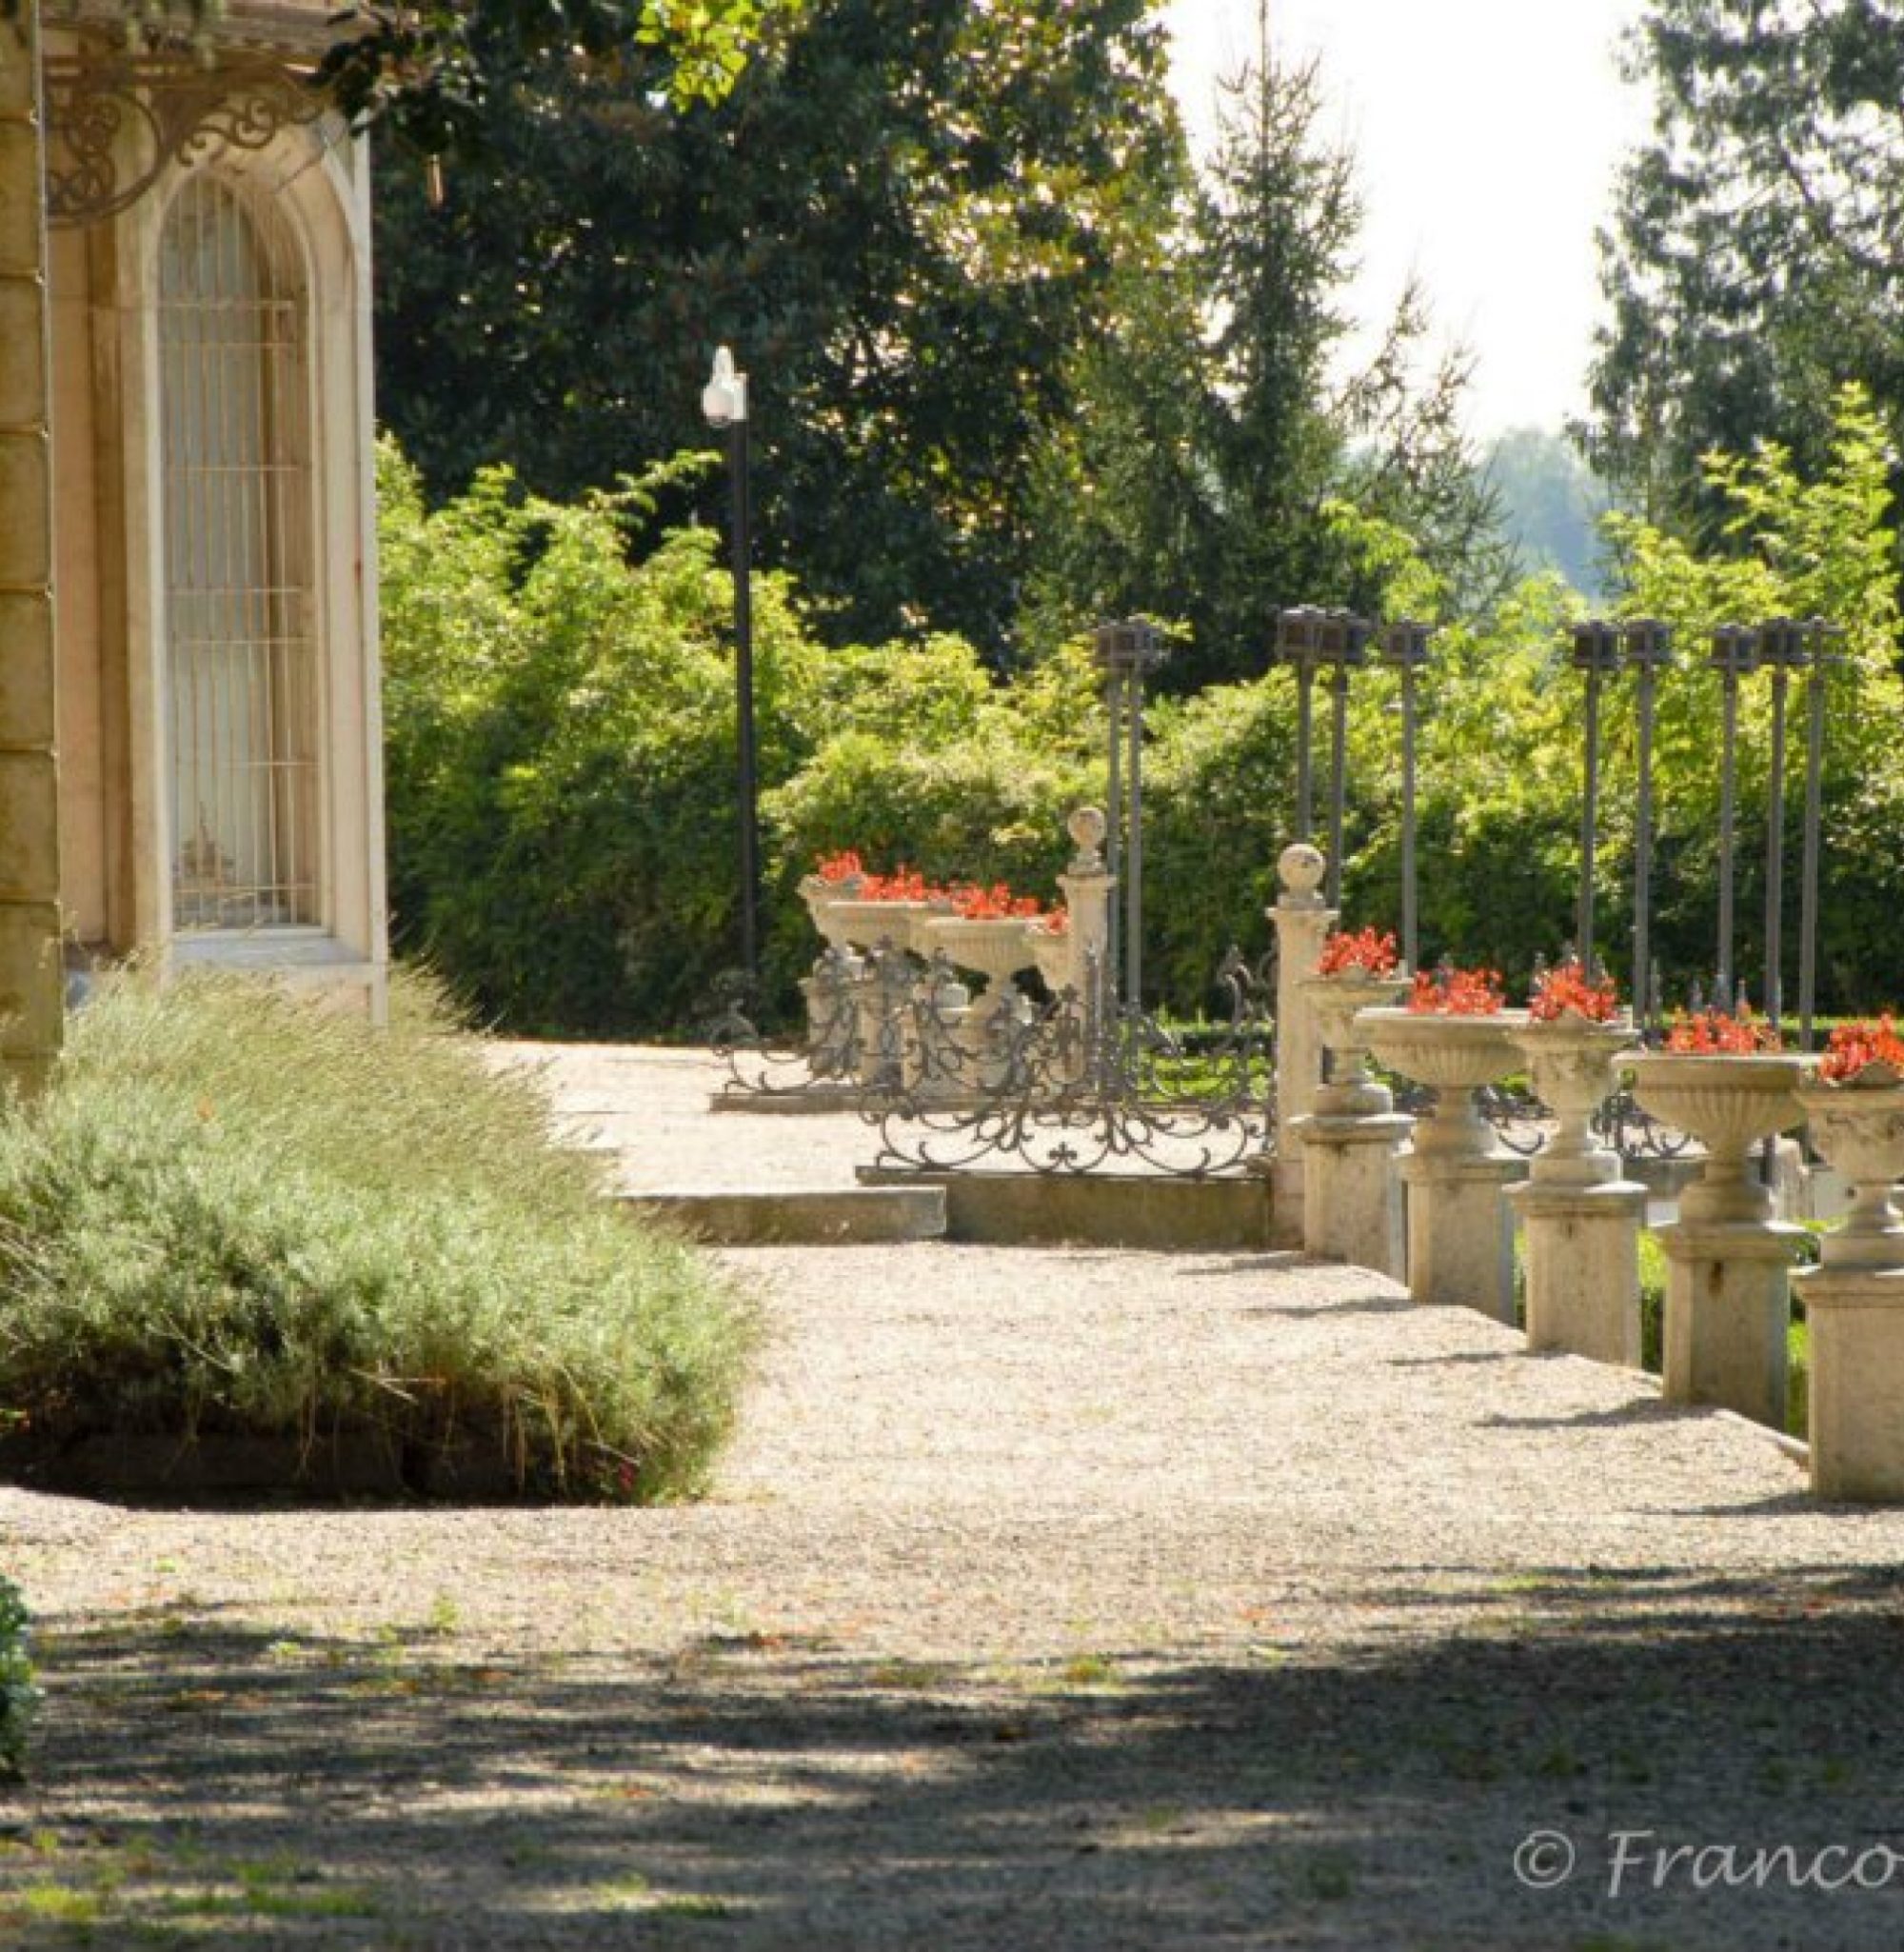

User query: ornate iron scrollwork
[43,51,328,226]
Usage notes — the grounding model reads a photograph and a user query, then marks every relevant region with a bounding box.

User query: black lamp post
[703,347,760,986]
[1377,619,1432,974]
[1569,619,1623,972]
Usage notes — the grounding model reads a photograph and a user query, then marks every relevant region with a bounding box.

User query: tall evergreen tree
[1586,0,1904,528]
[1024,41,1504,687]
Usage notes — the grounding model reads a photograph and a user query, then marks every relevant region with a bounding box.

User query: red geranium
[1664,1007,1783,1054]
[1317,926,1399,979]
[815,849,864,884]
[950,881,1044,922]
[1407,964,1505,1016]
[1528,958,1620,1024]
[1817,1014,1904,1084]
[860,866,948,903]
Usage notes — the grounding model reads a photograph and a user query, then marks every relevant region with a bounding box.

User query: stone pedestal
[1400,1151,1524,1322]
[1790,1078,1904,1499]
[1628,1052,1809,1430]
[1798,1269,1904,1501]
[1514,1179,1646,1364]
[1656,1219,1801,1428]
[1267,844,1334,1246]
[1507,1015,1646,1365]
[1299,1111,1411,1278]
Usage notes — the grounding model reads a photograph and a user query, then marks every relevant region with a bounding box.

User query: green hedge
[380,393,1904,1035]
[0,970,755,1501]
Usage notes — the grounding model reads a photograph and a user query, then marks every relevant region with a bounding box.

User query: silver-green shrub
[0,969,756,1500]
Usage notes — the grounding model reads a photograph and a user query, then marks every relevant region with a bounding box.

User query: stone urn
[1795,1071,1904,1270]
[922,915,1036,1026]
[823,898,923,955]
[1359,1008,1528,1157]
[1627,1053,1808,1224]
[1507,1012,1639,1185]
[798,874,862,955]
[1302,973,1411,1117]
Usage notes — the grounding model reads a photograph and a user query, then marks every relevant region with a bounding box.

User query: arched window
[158,173,318,929]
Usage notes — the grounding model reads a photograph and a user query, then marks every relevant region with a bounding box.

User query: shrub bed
[0,972,755,1502]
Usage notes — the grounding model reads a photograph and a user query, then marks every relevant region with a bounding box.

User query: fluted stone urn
[1793,1070,1904,1501]
[798,874,862,955]
[1359,1007,1529,1321]
[1360,1008,1527,1158]
[1508,1012,1639,1187]
[1630,1050,1808,1428]
[1627,1053,1807,1225]
[1795,1075,1904,1271]
[825,898,933,956]
[922,915,1036,1027]
[1507,1012,1646,1365]
[1302,973,1411,1117]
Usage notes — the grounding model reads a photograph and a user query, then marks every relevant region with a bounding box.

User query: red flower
[1407,964,1505,1016]
[951,880,1044,921]
[816,849,863,884]
[860,866,948,904]
[1317,926,1399,978]
[1528,958,1620,1024]
[1664,1007,1783,1054]
[1817,1014,1904,1083]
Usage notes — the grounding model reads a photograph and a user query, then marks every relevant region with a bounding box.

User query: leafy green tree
[1022,50,1506,688]
[1586,0,1904,527]
[372,0,1188,659]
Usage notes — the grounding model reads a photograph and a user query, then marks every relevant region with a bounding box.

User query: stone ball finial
[1067,807,1107,853]
[1278,842,1326,895]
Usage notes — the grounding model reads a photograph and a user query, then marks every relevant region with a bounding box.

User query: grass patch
[0,968,756,1501]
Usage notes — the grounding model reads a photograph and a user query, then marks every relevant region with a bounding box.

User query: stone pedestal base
[1298,1112,1411,1280]
[1270,1154,1306,1249]
[1399,1152,1525,1321]
[1656,1219,1801,1428]
[1795,1265,1904,1501]
[1512,1179,1645,1366]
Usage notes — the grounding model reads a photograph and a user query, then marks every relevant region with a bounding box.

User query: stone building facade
[0,0,387,1090]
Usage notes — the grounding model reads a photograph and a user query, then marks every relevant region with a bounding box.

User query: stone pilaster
[0,10,64,1095]
[1267,843,1333,1246]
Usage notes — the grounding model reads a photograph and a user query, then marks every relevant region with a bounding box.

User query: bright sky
[1162,0,1656,438]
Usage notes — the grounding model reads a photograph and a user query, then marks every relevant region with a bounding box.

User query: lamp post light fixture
[702,346,760,987]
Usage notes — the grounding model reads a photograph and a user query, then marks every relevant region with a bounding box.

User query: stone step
[617,1185,947,1245]
[857,1166,1275,1251]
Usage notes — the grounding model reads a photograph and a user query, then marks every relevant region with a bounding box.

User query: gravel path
[4,1048,1904,1948]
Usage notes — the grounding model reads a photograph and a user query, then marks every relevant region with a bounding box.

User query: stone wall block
[0,591,54,747]
[0,750,59,897]
[0,434,50,586]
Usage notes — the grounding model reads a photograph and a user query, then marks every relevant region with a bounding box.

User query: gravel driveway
[4,1048,1904,1948]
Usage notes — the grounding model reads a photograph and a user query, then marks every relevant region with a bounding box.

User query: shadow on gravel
[6,1569,1904,1950]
